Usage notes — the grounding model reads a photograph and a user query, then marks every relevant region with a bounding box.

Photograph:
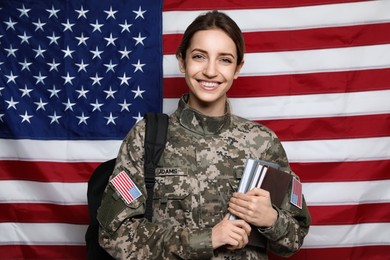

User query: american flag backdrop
[1,0,390,259]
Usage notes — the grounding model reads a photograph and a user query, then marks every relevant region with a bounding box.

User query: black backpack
[85,113,169,260]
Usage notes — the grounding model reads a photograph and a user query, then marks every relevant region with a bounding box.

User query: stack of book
[228,159,294,247]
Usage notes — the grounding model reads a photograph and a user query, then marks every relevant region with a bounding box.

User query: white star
[47,58,60,72]
[132,59,145,73]
[46,5,60,18]
[133,32,146,46]
[47,85,61,98]
[17,4,31,18]
[48,111,62,124]
[62,46,74,58]
[6,97,19,109]
[119,20,132,33]
[76,6,89,19]
[34,98,48,111]
[90,99,104,112]
[33,45,46,58]
[104,86,117,99]
[33,19,46,31]
[0,86,4,96]
[4,18,17,30]
[5,71,18,84]
[0,114,4,122]
[90,20,103,32]
[63,98,76,111]
[118,46,131,59]
[47,32,60,45]
[104,33,117,46]
[133,112,143,123]
[103,60,117,73]
[118,99,132,112]
[76,112,89,125]
[76,86,89,99]
[19,85,33,97]
[133,6,146,19]
[104,113,118,125]
[76,33,89,46]
[75,60,89,72]
[19,58,32,71]
[33,72,47,85]
[132,86,145,99]
[118,72,131,86]
[104,6,118,20]
[20,111,33,123]
[90,73,103,86]
[5,44,18,57]
[62,19,75,32]
[18,31,31,44]
[90,46,103,59]
[62,72,75,85]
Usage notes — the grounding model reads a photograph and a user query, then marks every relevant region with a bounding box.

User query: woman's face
[179,29,243,116]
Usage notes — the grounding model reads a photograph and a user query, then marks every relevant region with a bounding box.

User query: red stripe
[163,0,367,11]
[269,245,390,260]
[0,245,86,260]
[309,203,390,225]
[291,160,390,183]
[163,23,390,54]
[258,114,390,141]
[163,68,390,98]
[0,160,99,182]
[0,203,89,224]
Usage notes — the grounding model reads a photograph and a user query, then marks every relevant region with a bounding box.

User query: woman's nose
[203,61,217,77]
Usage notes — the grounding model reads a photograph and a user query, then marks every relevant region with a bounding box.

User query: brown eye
[192,54,205,60]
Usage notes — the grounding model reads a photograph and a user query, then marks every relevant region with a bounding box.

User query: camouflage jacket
[97,94,311,259]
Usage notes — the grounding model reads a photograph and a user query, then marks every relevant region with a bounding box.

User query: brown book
[230,159,293,248]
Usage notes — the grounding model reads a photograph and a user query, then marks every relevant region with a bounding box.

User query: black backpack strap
[143,112,169,222]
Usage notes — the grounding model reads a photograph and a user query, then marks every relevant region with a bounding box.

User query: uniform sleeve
[258,131,311,257]
[96,120,214,259]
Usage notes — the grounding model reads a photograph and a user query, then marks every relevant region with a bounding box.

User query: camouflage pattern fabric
[97,94,311,259]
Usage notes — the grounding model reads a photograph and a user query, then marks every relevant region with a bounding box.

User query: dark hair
[176,10,245,65]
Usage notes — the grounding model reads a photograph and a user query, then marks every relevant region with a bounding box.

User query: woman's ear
[178,55,186,73]
[234,60,244,79]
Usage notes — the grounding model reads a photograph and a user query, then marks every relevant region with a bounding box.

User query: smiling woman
[178,29,243,116]
[97,10,311,260]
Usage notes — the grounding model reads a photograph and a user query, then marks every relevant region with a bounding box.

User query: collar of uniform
[176,94,231,136]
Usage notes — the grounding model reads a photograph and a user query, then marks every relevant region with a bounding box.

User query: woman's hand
[228,188,278,228]
[211,214,251,250]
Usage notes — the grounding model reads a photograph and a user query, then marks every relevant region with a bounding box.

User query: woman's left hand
[228,188,278,228]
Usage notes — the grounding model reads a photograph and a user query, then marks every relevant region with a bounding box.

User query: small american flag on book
[111,170,142,204]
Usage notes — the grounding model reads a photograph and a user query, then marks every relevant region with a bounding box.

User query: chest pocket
[199,167,242,227]
[153,167,192,224]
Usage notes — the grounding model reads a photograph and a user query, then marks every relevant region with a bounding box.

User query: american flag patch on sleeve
[110,171,142,204]
[290,177,303,209]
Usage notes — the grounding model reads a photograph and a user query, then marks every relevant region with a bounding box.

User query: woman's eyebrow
[190,48,236,59]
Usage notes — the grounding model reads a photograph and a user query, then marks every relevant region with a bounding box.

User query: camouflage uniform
[97,94,311,259]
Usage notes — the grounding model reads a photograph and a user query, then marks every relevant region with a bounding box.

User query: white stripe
[163,90,390,120]
[303,180,390,206]
[0,181,87,205]
[1,137,390,164]
[0,223,87,245]
[163,0,390,33]
[283,137,390,162]
[163,1,390,34]
[1,222,388,248]
[303,223,390,248]
[2,175,390,206]
[0,139,121,162]
[164,44,390,77]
